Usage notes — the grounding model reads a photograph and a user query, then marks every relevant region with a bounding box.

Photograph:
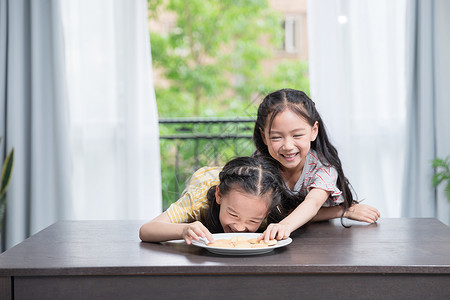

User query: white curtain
[307,0,407,218]
[402,0,450,225]
[61,0,162,221]
[1,0,161,251]
[1,0,72,250]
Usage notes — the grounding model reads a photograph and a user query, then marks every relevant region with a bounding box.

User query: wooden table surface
[1,218,450,299]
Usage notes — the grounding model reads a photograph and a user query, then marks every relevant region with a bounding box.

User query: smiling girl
[253,88,380,242]
[139,156,285,245]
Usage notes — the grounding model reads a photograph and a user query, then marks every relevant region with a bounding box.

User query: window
[283,15,302,54]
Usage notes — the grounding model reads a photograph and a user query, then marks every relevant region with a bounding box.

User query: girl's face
[261,109,318,173]
[215,187,270,233]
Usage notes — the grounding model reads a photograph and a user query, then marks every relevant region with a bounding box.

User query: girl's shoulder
[307,149,335,169]
[299,150,338,185]
[308,149,323,165]
[187,166,222,187]
[303,150,339,188]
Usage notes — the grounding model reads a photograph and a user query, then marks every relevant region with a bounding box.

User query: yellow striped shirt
[166,166,222,223]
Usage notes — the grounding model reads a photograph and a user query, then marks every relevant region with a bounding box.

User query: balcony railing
[159,117,256,209]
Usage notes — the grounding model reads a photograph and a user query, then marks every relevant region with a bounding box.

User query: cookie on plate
[260,239,277,246]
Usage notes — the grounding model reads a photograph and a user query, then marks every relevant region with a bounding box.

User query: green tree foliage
[265,60,310,95]
[149,0,287,117]
[148,0,310,207]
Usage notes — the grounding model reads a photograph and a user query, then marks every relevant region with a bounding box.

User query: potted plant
[1,136,15,240]
[432,155,450,202]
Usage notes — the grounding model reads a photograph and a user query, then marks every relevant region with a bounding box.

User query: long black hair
[203,156,285,233]
[253,88,356,223]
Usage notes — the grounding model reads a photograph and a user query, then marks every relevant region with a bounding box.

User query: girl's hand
[181,221,214,245]
[259,223,292,243]
[344,203,380,223]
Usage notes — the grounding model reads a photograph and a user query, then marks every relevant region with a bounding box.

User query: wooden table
[1,218,449,299]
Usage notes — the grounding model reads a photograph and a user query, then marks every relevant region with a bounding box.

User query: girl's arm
[139,211,214,244]
[343,203,380,223]
[261,197,381,242]
[261,188,329,242]
[312,203,380,223]
[311,205,343,221]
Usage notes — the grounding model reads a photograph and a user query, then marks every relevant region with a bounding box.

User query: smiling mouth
[281,153,298,158]
[227,227,247,233]
[224,226,234,233]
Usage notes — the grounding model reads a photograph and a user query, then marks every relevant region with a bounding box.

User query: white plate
[191,233,292,256]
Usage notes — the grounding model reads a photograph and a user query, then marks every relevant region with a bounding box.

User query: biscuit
[233,242,252,248]
[213,239,232,244]
[230,236,248,243]
[208,242,234,248]
[267,239,277,246]
[251,243,269,248]
[206,237,278,248]
[260,239,277,246]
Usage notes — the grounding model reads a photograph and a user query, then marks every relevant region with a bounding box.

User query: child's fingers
[272,227,289,241]
[195,223,214,243]
[257,233,264,241]
[185,228,201,244]
[261,225,274,242]
[194,222,214,243]
[259,226,290,244]
[363,204,380,215]
[373,208,381,218]
[371,211,380,222]
[364,206,380,222]
[352,204,381,223]
[276,228,290,240]
[184,234,194,245]
[257,230,271,242]
[263,224,283,242]
[188,221,214,243]
[204,230,214,243]
[260,232,272,243]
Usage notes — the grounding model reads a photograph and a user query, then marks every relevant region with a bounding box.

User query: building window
[283,15,301,54]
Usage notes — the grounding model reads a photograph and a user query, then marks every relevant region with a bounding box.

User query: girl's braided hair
[204,156,285,233]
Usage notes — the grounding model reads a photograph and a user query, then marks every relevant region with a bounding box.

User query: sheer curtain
[1,0,71,250]
[402,0,450,225]
[307,0,407,218]
[1,0,161,251]
[61,0,162,221]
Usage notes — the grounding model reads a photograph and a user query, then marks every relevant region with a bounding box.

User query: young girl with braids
[139,156,285,244]
[253,88,380,243]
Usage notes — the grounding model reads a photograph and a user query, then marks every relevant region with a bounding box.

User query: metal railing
[159,117,256,209]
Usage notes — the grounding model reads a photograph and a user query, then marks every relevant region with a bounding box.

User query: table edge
[1,264,450,277]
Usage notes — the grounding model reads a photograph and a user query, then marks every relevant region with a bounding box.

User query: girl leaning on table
[139,156,287,244]
[253,88,381,243]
